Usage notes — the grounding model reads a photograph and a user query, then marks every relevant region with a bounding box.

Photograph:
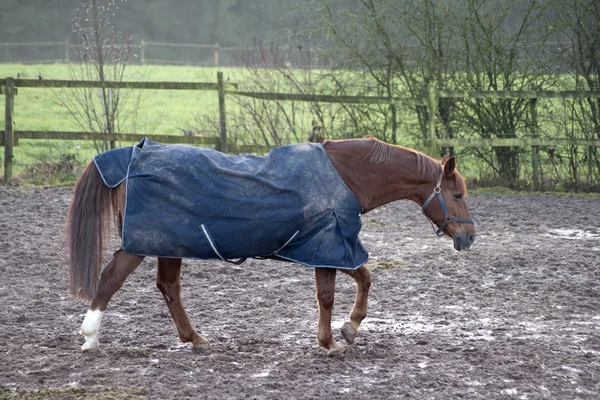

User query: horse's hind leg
[156,257,209,351]
[80,251,144,351]
[315,267,345,355]
[340,266,371,345]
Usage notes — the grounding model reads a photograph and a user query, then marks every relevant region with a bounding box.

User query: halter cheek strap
[421,168,475,236]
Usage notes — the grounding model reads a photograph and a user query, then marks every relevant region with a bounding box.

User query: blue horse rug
[93,138,368,270]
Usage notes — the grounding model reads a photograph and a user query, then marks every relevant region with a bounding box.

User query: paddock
[0,186,598,399]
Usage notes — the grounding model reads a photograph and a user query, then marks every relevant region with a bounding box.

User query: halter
[421,167,475,236]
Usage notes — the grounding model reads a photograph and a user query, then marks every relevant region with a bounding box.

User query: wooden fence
[0,73,237,184]
[0,40,224,65]
[0,40,305,66]
[2,74,600,185]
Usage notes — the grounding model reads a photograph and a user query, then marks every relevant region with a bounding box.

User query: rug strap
[200,224,247,265]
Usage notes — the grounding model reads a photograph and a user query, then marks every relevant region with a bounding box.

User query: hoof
[81,333,99,352]
[80,309,104,352]
[192,341,210,352]
[327,343,346,356]
[340,321,358,345]
[81,343,99,352]
[191,334,210,352]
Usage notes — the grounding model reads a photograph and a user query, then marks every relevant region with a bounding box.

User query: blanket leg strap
[200,224,247,265]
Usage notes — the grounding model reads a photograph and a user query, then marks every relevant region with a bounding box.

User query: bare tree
[548,0,600,189]
[193,42,368,150]
[305,0,406,144]
[396,1,462,154]
[53,0,140,153]
[299,0,463,147]
[451,0,553,188]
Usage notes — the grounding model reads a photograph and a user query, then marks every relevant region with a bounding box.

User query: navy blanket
[93,139,368,270]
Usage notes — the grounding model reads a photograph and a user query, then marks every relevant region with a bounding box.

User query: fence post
[217,71,227,153]
[140,40,145,64]
[4,77,15,185]
[530,95,542,191]
[427,83,438,156]
[65,39,70,62]
[214,43,220,67]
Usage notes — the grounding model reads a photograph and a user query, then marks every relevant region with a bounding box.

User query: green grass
[0,63,384,185]
[0,64,248,183]
[1,63,598,190]
[0,63,239,134]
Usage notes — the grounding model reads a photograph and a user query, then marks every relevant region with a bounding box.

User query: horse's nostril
[469,235,475,244]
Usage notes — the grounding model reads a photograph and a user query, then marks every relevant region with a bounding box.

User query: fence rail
[437,89,600,99]
[2,75,600,186]
[0,40,307,67]
[436,137,600,147]
[235,91,426,105]
[10,79,238,91]
[0,131,220,147]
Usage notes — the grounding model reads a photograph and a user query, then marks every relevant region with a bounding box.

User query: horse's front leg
[156,257,209,351]
[340,266,371,345]
[315,267,345,355]
[80,251,145,351]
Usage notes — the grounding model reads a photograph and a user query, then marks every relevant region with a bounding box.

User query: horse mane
[364,136,441,183]
[364,136,396,165]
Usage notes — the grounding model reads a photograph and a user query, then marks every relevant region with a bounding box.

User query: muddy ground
[0,186,599,399]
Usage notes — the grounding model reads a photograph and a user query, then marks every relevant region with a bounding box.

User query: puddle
[333,315,499,341]
[546,228,600,240]
[252,362,277,378]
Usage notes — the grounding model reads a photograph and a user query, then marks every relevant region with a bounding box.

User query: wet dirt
[0,187,599,399]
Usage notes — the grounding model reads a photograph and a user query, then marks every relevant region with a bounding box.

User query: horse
[66,136,475,355]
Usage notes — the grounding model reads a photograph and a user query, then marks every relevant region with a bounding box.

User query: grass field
[1,63,598,190]
[0,64,251,184]
[0,63,239,133]
[1,63,405,185]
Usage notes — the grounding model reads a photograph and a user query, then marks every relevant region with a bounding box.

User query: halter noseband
[421,168,475,236]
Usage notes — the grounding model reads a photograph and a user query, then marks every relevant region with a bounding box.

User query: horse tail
[67,162,119,300]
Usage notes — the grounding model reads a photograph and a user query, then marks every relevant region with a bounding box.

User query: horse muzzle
[453,231,475,251]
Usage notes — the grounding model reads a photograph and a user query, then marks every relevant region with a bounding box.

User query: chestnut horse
[67,137,475,355]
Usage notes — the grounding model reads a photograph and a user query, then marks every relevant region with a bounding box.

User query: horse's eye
[453,193,463,200]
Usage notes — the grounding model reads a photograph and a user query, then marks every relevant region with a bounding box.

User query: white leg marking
[80,309,104,352]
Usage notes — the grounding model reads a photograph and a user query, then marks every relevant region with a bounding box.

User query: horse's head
[421,155,475,251]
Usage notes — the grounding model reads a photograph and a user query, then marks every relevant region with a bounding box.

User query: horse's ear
[441,154,450,165]
[443,156,456,177]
